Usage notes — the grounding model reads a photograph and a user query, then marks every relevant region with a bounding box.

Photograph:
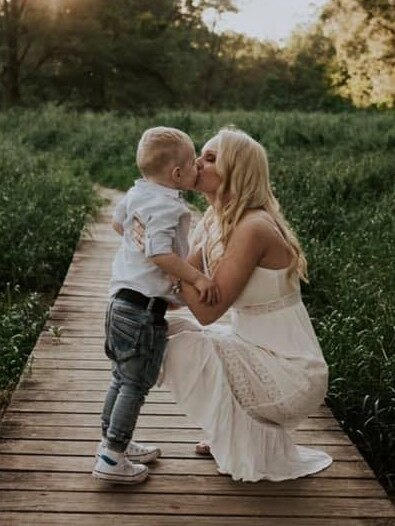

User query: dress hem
[216,455,333,483]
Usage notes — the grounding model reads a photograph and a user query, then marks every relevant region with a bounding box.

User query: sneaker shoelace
[128,441,147,454]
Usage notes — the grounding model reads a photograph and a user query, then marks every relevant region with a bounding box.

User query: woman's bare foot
[195,441,212,456]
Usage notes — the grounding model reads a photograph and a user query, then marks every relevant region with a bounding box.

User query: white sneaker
[92,446,148,484]
[125,440,161,463]
[96,439,161,464]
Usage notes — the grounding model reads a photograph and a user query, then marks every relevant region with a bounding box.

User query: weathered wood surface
[0,187,393,526]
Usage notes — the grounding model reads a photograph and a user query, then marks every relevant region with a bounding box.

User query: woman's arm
[179,219,265,325]
[187,247,203,270]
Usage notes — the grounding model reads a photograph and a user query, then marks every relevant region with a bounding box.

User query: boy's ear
[171,166,181,183]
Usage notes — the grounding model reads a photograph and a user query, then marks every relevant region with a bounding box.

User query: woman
[161,127,333,482]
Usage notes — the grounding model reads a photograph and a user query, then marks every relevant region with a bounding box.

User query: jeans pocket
[110,312,144,364]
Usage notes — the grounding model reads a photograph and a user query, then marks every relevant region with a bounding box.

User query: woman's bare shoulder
[234,210,279,240]
[225,212,273,263]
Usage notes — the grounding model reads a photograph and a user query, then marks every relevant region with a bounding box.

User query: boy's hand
[167,302,182,310]
[112,221,124,236]
[194,275,221,305]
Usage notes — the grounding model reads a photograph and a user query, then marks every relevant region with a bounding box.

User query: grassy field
[0,109,99,407]
[1,106,394,493]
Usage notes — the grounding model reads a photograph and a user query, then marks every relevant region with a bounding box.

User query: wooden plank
[27,370,345,392]
[11,390,176,403]
[62,281,111,288]
[44,318,106,326]
[0,455,374,478]
[0,424,351,445]
[1,413,199,428]
[32,352,107,359]
[49,304,107,313]
[28,360,111,370]
[40,329,106,337]
[0,492,394,517]
[15,379,142,391]
[32,346,104,355]
[0,440,360,461]
[56,292,109,299]
[35,335,106,346]
[5,400,333,418]
[0,471,387,497]
[0,513,388,526]
[1,413,342,431]
[48,304,108,314]
[6,401,184,415]
[46,314,106,322]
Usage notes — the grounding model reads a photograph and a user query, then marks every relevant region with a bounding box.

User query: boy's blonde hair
[137,127,194,178]
[204,127,308,283]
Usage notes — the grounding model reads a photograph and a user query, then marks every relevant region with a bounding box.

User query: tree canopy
[0,0,394,110]
[321,0,395,108]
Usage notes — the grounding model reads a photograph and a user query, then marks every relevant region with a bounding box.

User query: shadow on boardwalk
[0,187,394,525]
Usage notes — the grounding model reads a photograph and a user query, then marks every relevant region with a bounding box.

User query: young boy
[92,127,219,484]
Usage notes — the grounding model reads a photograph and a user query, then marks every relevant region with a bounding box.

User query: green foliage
[0,286,47,392]
[0,107,98,399]
[0,136,97,291]
[3,0,388,111]
[308,195,395,490]
[2,0,395,111]
[320,0,395,108]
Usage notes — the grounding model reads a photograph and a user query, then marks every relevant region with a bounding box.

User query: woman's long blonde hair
[204,127,308,282]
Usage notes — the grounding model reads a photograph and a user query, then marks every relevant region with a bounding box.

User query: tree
[284,25,345,110]
[320,0,395,107]
[0,0,240,109]
[0,0,30,104]
[176,0,238,108]
[0,0,67,106]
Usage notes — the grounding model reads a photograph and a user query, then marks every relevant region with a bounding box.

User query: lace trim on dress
[209,334,309,427]
[233,291,302,316]
[212,338,280,425]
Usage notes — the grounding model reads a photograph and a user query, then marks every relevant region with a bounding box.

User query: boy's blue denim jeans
[101,295,168,452]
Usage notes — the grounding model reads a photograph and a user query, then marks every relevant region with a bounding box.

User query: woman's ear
[171,166,181,183]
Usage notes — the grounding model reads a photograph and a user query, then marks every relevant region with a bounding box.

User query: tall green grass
[0,120,98,399]
[0,105,394,493]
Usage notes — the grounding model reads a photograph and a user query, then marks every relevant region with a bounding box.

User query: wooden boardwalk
[0,188,394,525]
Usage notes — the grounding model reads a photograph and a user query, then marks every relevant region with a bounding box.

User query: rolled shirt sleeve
[113,194,128,225]
[144,204,183,258]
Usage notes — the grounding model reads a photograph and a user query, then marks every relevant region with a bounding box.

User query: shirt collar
[134,178,182,198]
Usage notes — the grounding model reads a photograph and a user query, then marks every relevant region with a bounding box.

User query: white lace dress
[161,221,333,482]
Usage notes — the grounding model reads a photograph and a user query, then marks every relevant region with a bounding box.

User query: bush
[0,114,98,403]
[0,143,96,291]
[0,287,47,392]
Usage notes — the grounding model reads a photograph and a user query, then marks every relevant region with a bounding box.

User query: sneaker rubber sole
[92,468,148,485]
[126,447,161,464]
[95,447,161,464]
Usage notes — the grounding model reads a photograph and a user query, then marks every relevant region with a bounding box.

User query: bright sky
[203,0,328,44]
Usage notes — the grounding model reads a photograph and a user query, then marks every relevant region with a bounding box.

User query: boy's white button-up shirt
[110,179,191,302]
